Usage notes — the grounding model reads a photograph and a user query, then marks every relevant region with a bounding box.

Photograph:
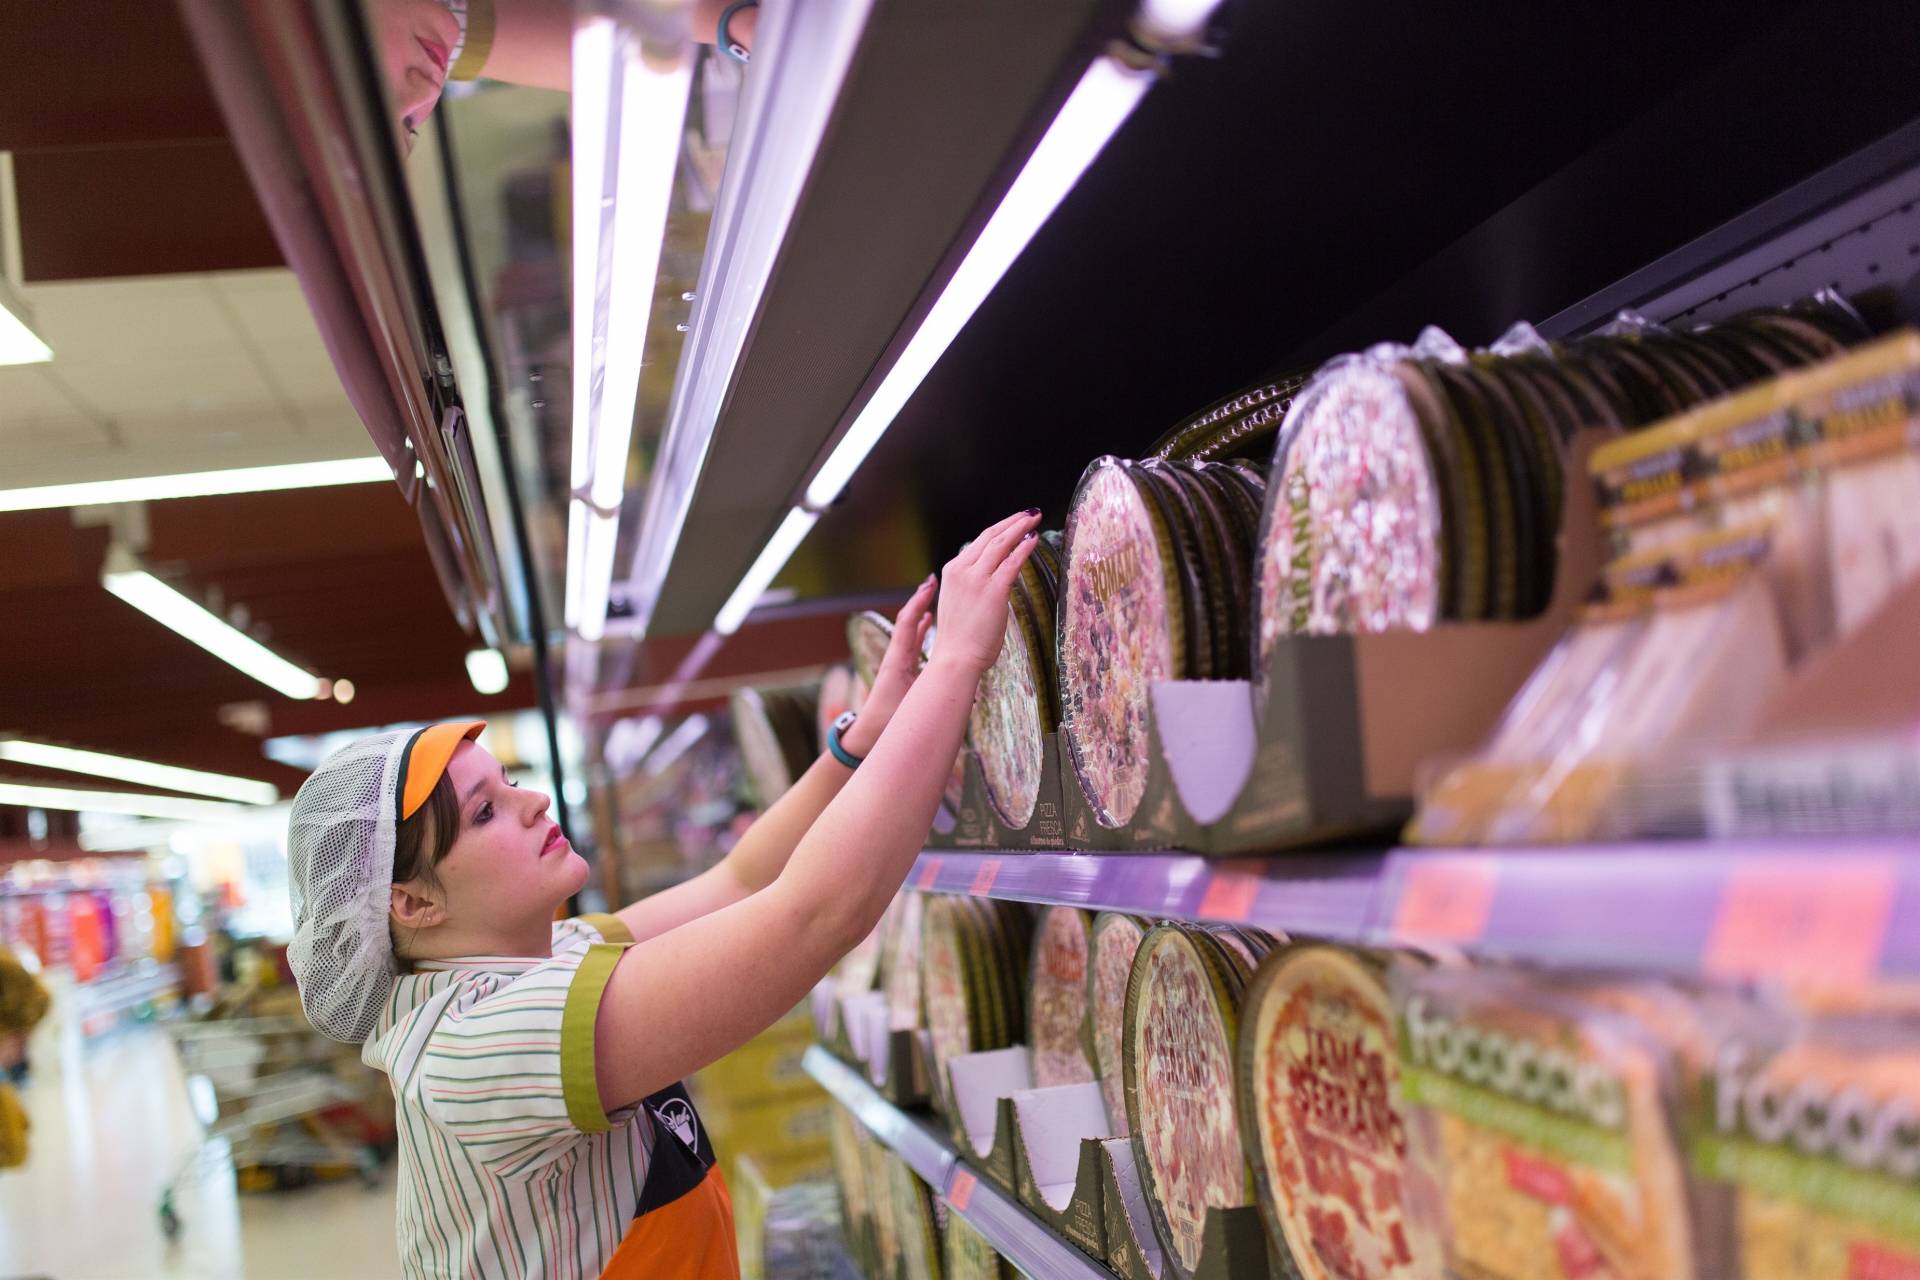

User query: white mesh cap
[286,729,414,1043]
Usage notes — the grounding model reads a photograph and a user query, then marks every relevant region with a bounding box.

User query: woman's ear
[390,881,444,932]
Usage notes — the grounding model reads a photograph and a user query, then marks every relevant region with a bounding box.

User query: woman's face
[425,741,590,939]
[375,0,462,145]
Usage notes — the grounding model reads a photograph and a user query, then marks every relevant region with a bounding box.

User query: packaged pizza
[965,532,1064,831]
[849,610,895,689]
[882,890,928,1031]
[1027,906,1097,1088]
[1394,965,1703,1280]
[1089,912,1150,1135]
[920,895,1030,1107]
[1124,923,1255,1280]
[890,1153,945,1280]
[1237,944,1440,1280]
[942,1211,1010,1280]
[1693,1008,1920,1280]
[1061,456,1265,828]
[1412,526,1790,845]
[729,683,819,809]
[829,1104,873,1242]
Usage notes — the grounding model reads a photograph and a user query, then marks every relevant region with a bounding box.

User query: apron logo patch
[656,1096,700,1151]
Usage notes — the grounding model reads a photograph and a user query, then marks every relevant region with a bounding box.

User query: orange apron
[598,1082,737,1279]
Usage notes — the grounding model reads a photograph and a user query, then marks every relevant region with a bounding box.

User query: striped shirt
[365,916,654,1280]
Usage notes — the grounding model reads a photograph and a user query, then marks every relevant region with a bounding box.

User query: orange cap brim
[397,721,487,821]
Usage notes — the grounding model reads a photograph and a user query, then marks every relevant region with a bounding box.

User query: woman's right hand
[930,510,1043,676]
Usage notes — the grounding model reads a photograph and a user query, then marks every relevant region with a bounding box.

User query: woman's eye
[475,803,493,824]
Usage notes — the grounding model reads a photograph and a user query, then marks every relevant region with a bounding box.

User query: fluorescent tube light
[101,563,328,700]
[0,278,51,366]
[713,506,819,635]
[466,648,510,696]
[575,506,619,643]
[565,14,692,639]
[0,781,244,822]
[0,740,278,805]
[803,56,1155,509]
[0,456,390,513]
[621,0,875,635]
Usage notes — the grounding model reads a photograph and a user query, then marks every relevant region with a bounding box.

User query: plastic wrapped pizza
[1123,922,1257,1280]
[966,530,1063,829]
[1237,944,1438,1280]
[1026,906,1097,1088]
[1394,964,1703,1280]
[919,894,1031,1107]
[729,683,819,809]
[942,1210,1011,1280]
[1089,911,1150,1136]
[849,610,895,689]
[1060,457,1265,828]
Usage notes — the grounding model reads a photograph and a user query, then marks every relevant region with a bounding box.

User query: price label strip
[1704,857,1895,989]
[948,1167,977,1211]
[1197,868,1261,922]
[1389,856,1498,945]
[970,859,1002,897]
[916,857,944,890]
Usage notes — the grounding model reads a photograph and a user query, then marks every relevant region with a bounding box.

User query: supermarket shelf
[908,842,1920,986]
[801,1046,1117,1280]
[803,1046,955,1191]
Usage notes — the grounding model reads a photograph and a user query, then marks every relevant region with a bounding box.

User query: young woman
[286,508,1041,1279]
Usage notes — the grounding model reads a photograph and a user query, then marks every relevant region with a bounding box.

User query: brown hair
[390,771,460,960]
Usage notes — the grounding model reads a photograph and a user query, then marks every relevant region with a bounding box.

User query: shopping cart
[157,1014,383,1241]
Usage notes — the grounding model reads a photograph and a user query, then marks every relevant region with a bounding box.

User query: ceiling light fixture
[101,552,329,700]
[0,781,245,822]
[620,0,876,636]
[565,9,693,642]
[465,648,510,696]
[0,740,278,805]
[802,56,1159,510]
[0,456,390,513]
[712,506,819,635]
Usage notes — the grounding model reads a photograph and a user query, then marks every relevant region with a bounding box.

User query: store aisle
[0,1007,399,1280]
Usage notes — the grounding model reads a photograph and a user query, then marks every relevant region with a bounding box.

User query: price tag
[970,859,1002,897]
[916,858,944,891]
[1391,857,1497,944]
[948,1168,977,1211]
[1704,858,1895,989]
[1197,869,1260,922]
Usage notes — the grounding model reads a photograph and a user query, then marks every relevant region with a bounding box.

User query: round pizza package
[1124,923,1256,1280]
[1238,945,1438,1280]
[943,1210,1010,1280]
[968,570,1057,830]
[1027,906,1097,1088]
[1090,912,1149,1136]
[1060,457,1183,828]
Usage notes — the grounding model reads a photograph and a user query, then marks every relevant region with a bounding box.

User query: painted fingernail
[1023,530,1038,540]
[1024,507,1040,516]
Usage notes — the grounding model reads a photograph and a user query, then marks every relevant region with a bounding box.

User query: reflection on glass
[367,0,752,151]
[374,0,746,645]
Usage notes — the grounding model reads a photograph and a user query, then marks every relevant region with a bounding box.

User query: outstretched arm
[610,575,937,943]
[589,511,1040,1109]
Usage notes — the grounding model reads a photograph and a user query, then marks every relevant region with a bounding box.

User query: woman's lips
[417,36,450,74]
[541,827,567,856]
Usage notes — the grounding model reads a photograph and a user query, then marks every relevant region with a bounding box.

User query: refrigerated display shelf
[907,842,1920,987]
[802,1045,1119,1280]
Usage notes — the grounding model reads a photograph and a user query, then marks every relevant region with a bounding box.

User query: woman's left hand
[839,575,936,756]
